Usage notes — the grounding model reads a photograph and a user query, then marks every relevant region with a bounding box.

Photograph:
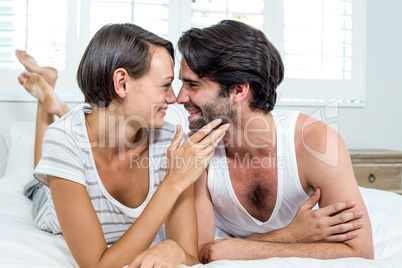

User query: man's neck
[223,111,276,159]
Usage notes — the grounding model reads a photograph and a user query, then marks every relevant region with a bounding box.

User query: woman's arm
[164,184,199,265]
[123,185,200,268]
[49,175,186,268]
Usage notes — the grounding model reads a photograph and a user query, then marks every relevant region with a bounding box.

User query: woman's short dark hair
[178,20,283,113]
[77,23,174,107]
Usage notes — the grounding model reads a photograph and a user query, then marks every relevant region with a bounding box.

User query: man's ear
[113,68,128,99]
[232,84,250,104]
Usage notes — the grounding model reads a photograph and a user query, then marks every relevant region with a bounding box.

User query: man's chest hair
[229,166,278,221]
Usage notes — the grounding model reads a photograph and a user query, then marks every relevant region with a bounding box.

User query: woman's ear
[113,68,128,98]
[232,84,250,104]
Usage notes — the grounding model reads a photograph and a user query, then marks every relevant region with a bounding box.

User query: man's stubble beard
[189,96,236,132]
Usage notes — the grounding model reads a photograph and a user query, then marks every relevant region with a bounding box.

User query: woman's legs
[16,49,58,88]
[16,51,69,168]
[17,73,69,167]
[17,72,68,118]
[17,51,69,228]
[34,103,55,168]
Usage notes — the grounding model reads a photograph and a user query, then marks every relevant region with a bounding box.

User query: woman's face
[124,46,176,129]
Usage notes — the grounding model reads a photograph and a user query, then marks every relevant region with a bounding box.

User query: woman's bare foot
[18,72,68,117]
[15,50,58,88]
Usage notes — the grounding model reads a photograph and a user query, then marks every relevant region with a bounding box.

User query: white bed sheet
[0,176,77,267]
[187,186,402,268]
[1,174,402,268]
[1,123,402,267]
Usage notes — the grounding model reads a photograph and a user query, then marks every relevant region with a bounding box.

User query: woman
[18,23,228,268]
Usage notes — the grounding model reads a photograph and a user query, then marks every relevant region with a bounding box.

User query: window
[284,0,353,80]
[190,0,264,29]
[278,0,366,105]
[0,0,71,100]
[88,0,169,38]
[0,0,172,101]
[0,0,366,106]
[189,0,366,106]
[0,0,67,70]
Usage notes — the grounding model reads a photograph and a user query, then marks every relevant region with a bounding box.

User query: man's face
[177,57,235,132]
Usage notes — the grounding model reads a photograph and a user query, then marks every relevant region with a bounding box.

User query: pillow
[2,122,35,183]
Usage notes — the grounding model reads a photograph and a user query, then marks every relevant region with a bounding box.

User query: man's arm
[201,189,365,262]
[197,186,365,263]
[246,188,363,243]
[295,114,374,258]
[194,170,216,263]
[205,236,367,261]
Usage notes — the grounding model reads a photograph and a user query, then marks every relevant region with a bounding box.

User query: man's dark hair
[77,23,174,107]
[178,20,284,113]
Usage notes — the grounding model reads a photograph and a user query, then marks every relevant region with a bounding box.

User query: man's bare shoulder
[294,112,344,179]
[295,113,338,155]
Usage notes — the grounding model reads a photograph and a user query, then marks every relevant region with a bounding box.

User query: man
[176,20,374,262]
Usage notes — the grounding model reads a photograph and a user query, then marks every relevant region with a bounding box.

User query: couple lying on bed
[17,21,374,268]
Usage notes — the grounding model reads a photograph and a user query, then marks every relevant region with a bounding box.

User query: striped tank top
[34,103,179,245]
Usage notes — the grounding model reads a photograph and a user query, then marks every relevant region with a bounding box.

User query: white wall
[1,0,401,150]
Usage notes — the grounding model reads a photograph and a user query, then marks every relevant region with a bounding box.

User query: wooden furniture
[349,149,402,194]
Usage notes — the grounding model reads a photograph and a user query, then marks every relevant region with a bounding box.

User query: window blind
[190,0,366,105]
[278,0,366,104]
[0,0,67,70]
[283,0,353,80]
[0,0,366,105]
[191,0,264,29]
[0,0,26,69]
[89,0,169,39]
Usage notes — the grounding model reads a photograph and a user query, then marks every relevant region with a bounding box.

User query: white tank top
[207,110,312,238]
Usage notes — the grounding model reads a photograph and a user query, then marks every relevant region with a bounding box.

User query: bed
[1,122,402,268]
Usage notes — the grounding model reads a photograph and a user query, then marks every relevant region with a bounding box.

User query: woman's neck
[85,107,148,158]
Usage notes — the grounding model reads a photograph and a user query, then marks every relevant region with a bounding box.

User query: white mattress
[1,123,402,267]
[1,175,402,267]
